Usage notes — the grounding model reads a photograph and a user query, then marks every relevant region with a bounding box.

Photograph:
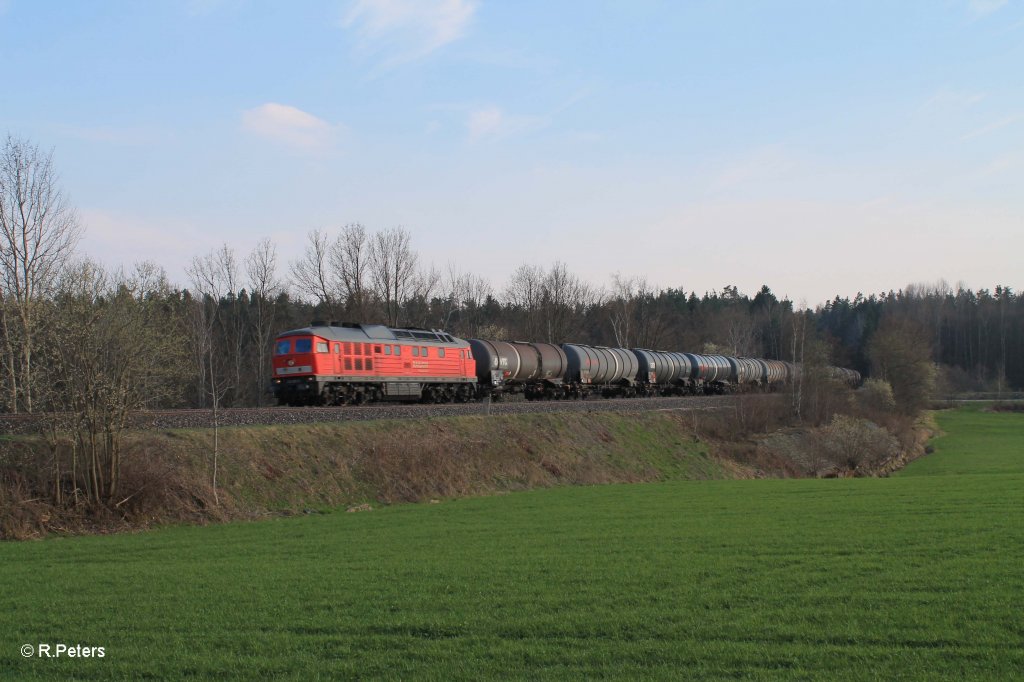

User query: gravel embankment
[0,394,776,434]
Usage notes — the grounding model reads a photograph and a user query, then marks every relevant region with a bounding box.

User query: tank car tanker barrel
[530,342,568,380]
[704,355,732,383]
[592,347,614,384]
[564,344,599,384]
[468,339,522,386]
[668,352,692,383]
[610,347,638,384]
[467,339,569,398]
[563,343,638,386]
[509,342,541,381]
[632,349,657,382]
[683,353,708,382]
[727,357,762,385]
[759,359,787,385]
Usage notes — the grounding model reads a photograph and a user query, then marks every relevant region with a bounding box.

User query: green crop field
[2,407,1022,680]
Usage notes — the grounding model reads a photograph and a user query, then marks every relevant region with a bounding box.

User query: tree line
[5,133,1016,507]
[3,135,1021,420]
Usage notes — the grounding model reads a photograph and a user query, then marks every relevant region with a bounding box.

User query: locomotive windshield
[275,340,291,355]
[294,339,312,353]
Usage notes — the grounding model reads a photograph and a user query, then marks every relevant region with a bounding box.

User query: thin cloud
[464,89,590,142]
[466,105,544,141]
[342,0,478,67]
[920,88,987,112]
[241,103,340,151]
[961,114,1023,141]
[967,0,1008,16]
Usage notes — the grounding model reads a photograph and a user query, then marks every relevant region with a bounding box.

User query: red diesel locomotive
[271,323,476,406]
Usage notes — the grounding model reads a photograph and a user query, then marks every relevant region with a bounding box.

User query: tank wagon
[272,323,860,405]
[632,349,693,395]
[829,367,863,387]
[468,340,798,400]
[562,343,639,397]
[466,339,568,400]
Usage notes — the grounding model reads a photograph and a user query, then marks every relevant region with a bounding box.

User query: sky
[1,0,1022,306]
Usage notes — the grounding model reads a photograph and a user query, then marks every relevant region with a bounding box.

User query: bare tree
[43,259,186,504]
[246,238,281,405]
[607,273,636,348]
[0,135,82,412]
[330,223,372,321]
[541,262,594,343]
[438,262,466,330]
[460,272,493,337]
[187,245,238,504]
[723,309,758,357]
[289,229,339,316]
[439,265,493,335]
[369,226,418,326]
[607,274,669,350]
[789,307,808,421]
[404,263,440,327]
[504,264,545,340]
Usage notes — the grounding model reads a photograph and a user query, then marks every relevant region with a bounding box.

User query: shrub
[856,379,897,414]
[813,415,900,474]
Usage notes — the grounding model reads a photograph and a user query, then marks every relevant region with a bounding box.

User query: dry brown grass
[1,411,731,539]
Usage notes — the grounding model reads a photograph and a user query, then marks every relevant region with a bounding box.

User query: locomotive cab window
[316,342,329,353]
[294,339,312,353]
[275,340,291,355]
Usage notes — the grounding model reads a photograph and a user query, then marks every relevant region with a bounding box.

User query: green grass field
[2,407,1022,680]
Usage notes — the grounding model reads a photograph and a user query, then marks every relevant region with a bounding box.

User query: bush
[868,319,937,415]
[856,379,897,414]
[813,415,900,474]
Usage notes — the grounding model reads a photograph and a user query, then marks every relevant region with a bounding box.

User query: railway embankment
[1,405,931,539]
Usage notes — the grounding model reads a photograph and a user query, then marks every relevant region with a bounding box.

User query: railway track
[0,394,778,435]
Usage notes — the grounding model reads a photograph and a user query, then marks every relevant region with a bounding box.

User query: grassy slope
[1,411,739,538]
[1,407,1022,680]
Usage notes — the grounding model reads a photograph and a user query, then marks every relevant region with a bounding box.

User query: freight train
[270,322,861,407]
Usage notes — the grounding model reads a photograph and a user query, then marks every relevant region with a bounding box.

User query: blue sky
[1,0,1022,305]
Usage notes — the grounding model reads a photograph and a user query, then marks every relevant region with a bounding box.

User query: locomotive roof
[278,323,468,346]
